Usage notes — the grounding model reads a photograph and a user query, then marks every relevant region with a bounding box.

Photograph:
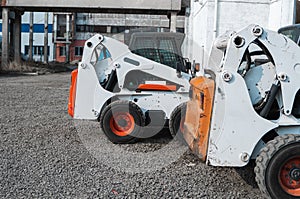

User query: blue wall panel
[0,24,53,33]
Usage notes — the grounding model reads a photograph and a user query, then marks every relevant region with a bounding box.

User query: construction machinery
[183,24,300,198]
[68,32,195,143]
[278,24,300,46]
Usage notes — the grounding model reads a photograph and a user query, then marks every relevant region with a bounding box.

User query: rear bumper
[68,69,78,117]
[183,77,215,161]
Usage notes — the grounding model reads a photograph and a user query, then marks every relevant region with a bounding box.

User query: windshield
[278,25,300,45]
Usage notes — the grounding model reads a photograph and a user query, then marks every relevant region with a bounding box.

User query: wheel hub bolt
[290,168,300,181]
[117,119,127,127]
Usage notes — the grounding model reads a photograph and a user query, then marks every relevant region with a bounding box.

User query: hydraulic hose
[259,80,280,118]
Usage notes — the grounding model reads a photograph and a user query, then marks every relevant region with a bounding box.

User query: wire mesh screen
[129,32,185,69]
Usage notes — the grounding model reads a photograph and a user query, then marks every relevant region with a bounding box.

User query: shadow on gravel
[116,128,186,154]
[146,127,261,190]
[139,128,173,144]
[234,161,258,188]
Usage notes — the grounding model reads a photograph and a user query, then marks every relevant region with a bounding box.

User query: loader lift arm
[184,24,300,198]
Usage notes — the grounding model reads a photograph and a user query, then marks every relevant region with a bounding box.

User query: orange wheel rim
[179,115,185,133]
[279,156,300,196]
[109,112,135,137]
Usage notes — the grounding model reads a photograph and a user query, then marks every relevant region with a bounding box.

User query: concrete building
[21,12,53,62]
[1,0,183,67]
[53,12,187,63]
[187,0,298,66]
[0,12,53,61]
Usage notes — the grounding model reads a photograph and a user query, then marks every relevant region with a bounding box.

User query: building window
[94,26,107,33]
[76,25,108,33]
[25,45,50,56]
[76,25,94,32]
[59,46,66,56]
[76,25,85,32]
[111,26,125,34]
[75,46,84,56]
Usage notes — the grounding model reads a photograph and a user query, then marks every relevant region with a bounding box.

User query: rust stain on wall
[1,0,6,6]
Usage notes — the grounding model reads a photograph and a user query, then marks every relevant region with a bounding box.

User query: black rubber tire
[169,102,187,143]
[100,100,145,144]
[255,134,300,199]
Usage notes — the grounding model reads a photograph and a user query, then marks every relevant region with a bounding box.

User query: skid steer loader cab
[184,25,300,198]
[129,32,188,70]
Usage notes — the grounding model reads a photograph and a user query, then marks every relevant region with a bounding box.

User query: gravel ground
[0,72,263,198]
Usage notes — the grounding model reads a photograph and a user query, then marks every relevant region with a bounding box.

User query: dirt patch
[0,61,76,75]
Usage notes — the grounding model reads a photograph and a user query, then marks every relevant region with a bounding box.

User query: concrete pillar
[182,7,190,59]
[107,26,112,33]
[53,14,58,61]
[66,14,70,63]
[9,19,14,55]
[71,13,76,40]
[170,12,177,32]
[2,8,9,68]
[14,12,22,64]
[44,12,49,64]
[29,12,34,61]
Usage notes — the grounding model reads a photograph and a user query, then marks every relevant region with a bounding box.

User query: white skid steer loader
[68,33,196,143]
[183,24,300,198]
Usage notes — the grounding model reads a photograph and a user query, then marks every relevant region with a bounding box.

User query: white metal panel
[207,72,278,166]
[74,61,114,119]
[118,92,190,118]
[243,63,276,105]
